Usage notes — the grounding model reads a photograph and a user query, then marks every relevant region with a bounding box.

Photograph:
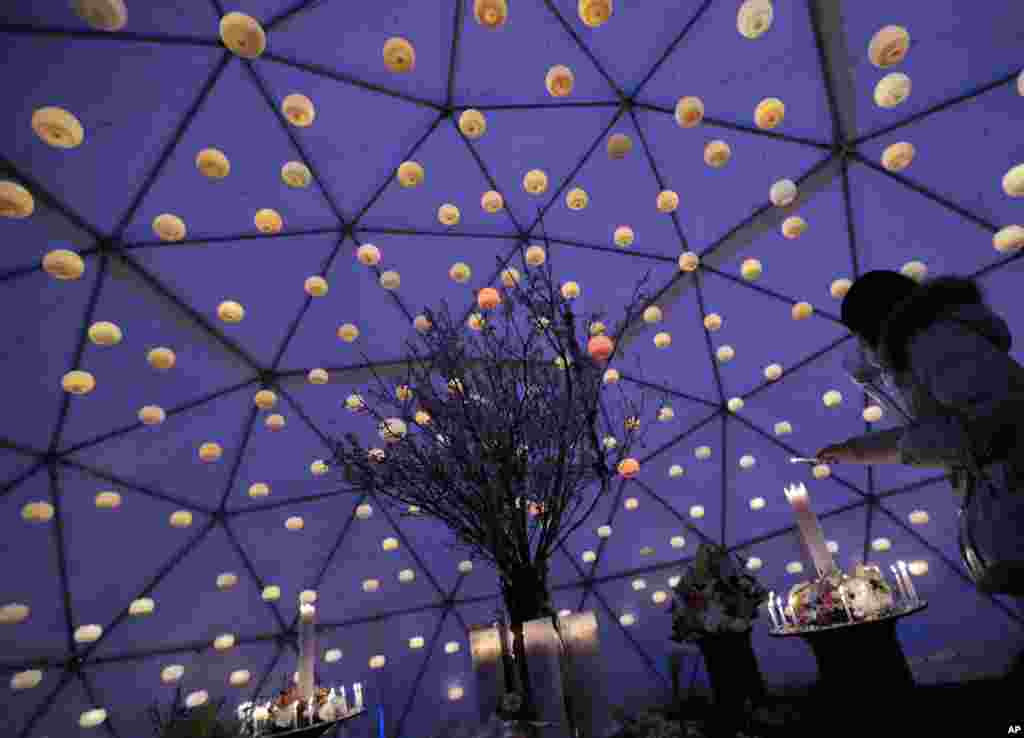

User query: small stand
[769,603,926,720]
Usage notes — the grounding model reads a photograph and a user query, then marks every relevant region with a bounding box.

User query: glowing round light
[669,464,684,478]
[624,497,639,511]
[812,464,831,480]
[248,482,270,499]
[477,287,501,311]
[830,278,852,299]
[437,203,461,226]
[875,72,912,108]
[75,624,102,643]
[95,491,121,509]
[565,188,589,211]
[670,536,686,549]
[129,598,154,616]
[695,446,711,460]
[582,550,597,563]
[668,575,681,587]
[617,458,640,479]
[597,525,612,539]
[863,405,883,422]
[379,418,408,442]
[871,537,892,552]
[774,421,792,435]
[792,301,813,320]
[762,363,783,382]
[741,258,762,281]
[261,585,281,601]
[716,345,735,363]
[737,0,773,38]
[254,390,277,410]
[216,572,238,590]
[658,406,674,422]
[826,540,839,553]
[770,179,797,207]
[458,108,486,138]
[21,501,53,523]
[704,140,731,168]
[10,669,42,691]
[87,321,122,346]
[398,569,415,583]
[703,313,722,331]
[304,276,328,297]
[285,516,304,531]
[728,397,744,413]
[0,603,29,625]
[62,370,95,395]
[397,161,425,188]
[754,97,785,129]
[823,390,843,407]
[657,190,679,213]
[199,442,223,463]
[909,510,930,525]
[678,251,699,272]
[908,560,929,576]
[383,36,415,72]
[613,226,634,248]
[449,262,472,284]
[746,557,763,572]
[356,244,381,266]
[300,590,317,604]
[786,561,804,574]
[481,190,505,213]
[602,368,620,386]
[619,613,636,627]
[651,590,669,605]
[186,689,209,708]
[448,685,465,701]
[545,65,575,97]
[79,708,108,728]
[0,181,34,218]
[356,504,373,520]
[310,460,328,476]
[409,636,425,649]
[138,405,166,426]
[369,655,386,669]
[379,270,401,290]
[994,226,1024,253]
[523,169,548,195]
[675,96,704,127]
[654,331,672,348]
[362,579,380,594]
[444,641,461,654]
[169,510,192,528]
[43,249,86,280]
[869,25,910,67]
[631,579,647,592]
[382,537,399,552]
[254,208,283,234]
[882,142,915,172]
[458,560,474,574]
[148,347,176,370]
[230,670,251,687]
[690,505,705,519]
[524,244,546,266]
[219,11,266,58]
[901,260,928,282]
[281,161,312,188]
[749,497,766,511]
[739,454,756,469]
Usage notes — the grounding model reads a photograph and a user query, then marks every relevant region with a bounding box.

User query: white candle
[353,682,364,711]
[767,593,780,629]
[337,685,348,714]
[253,706,268,734]
[837,585,854,622]
[784,483,835,577]
[889,565,906,599]
[898,561,917,601]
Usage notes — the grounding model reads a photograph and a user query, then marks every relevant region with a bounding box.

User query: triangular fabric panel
[90,523,281,658]
[269,0,453,105]
[255,55,441,217]
[528,113,683,259]
[226,388,339,511]
[122,56,340,243]
[592,574,676,686]
[26,675,101,738]
[724,413,867,547]
[1,664,60,738]
[387,512,483,599]
[129,232,339,365]
[0,34,224,235]
[452,3,619,106]
[632,109,826,252]
[0,448,40,489]
[639,0,833,141]
[316,495,446,625]
[2,1,219,34]
[0,256,101,451]
[59,254,255,449]
[844,0,1022,140]
[735,339,870,491]
[359,116,524,233]
[58,463,215,639]
[0,470,69,664]
[68,383,255,509]
[698,269,850,399]
[846,159,1000,279]
[469,107,621,229]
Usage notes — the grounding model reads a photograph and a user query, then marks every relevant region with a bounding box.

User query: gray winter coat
[845,278,1024,583]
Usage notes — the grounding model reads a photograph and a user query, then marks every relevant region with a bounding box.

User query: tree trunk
[500,563,551,721]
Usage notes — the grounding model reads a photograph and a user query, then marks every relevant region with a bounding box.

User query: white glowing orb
[749,497,766,511]
[871,537,892,552]
[689,506,704,519]
[670,535,685,549]
[786,561,804,574]
[619,613,636,627]
[909,510,930,525]
[597,525,612,538]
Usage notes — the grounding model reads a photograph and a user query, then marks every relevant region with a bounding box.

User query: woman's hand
[814,442,861,464]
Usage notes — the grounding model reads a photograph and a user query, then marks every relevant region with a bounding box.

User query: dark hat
[840,270,918,347]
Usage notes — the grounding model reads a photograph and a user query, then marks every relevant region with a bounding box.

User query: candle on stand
[889,565,907,600]
[767,593,780,629]
[353,682,364,711]
[898,561,918,601]
[297,603,317,702]
[253,705,268,734]
[784,483,836,578]
[837,584,855,622]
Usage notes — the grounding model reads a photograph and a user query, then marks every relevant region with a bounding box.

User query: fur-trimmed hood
[878,276,1011,372]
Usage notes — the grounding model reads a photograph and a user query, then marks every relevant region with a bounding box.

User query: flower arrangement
[670,543,769,642]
